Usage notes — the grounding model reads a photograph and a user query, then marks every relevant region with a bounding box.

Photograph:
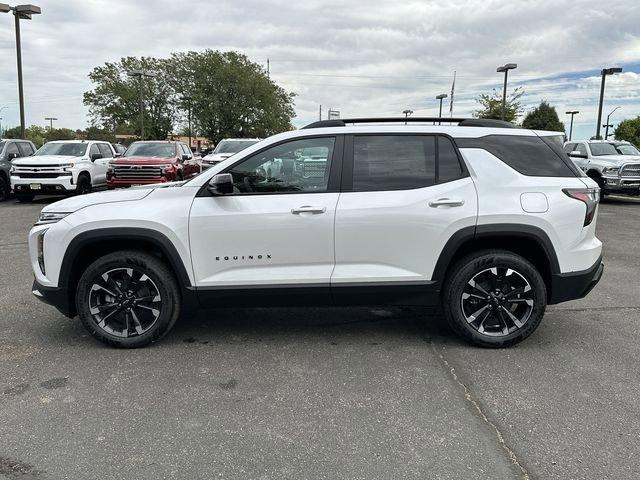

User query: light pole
[0,105,7,138]
[127,69,156,140]
[496,63,517,121]
[596,67,622,139]
[565,111,579,141]
[402,109,413,125]
[183,96,192,151]
[44,116,57,131]
[604,106,620,140]
[1,4,42,139]
[435,94,447,125]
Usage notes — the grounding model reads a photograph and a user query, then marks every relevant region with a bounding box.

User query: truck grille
[302,161,326,178]
[113,165,163,179]
[14,172,69,179]
[620,164,640,177]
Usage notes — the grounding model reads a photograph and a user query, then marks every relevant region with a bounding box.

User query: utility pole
[183,96,192,151]
[402,109,413,125]
[267,58,270,78]
[127,69,156,140]
[436,94,447,125]
[496,63,517,121]
[604,106,620,140]
[319,104,322,121]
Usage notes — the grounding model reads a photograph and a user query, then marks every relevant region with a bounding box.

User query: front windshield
[125,143,176,158]
[35,142,87,157]
[614,143,640,155]
[589,143,619,156]
[213,140,259,154]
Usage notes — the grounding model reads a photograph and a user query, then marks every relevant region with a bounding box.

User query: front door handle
[429,198,465,208]
[291,206,327,215]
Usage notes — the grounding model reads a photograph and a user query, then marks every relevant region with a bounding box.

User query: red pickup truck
[107,141,201,188]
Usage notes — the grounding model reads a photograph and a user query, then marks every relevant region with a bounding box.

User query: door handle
[429,198,465,208]
[291,206,326,215]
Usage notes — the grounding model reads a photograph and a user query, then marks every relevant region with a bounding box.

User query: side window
[576,144,588,156]
[563,143,576,153]
[18,142,34,156]
[181,144,192,158]
[89,144,101,158]
[227,137,335,194]
[97,143,113,158]
[353,135,435,192]
[6,142,20,157]
[437,136,464,183]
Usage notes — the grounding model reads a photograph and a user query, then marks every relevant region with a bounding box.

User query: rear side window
[18,142,35,156]
[455,135,578,177]
[353,135,436,191]
[438,136,465,182]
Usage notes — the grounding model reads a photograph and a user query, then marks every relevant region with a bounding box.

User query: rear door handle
[429,198,465,208]
[291,206,327,215]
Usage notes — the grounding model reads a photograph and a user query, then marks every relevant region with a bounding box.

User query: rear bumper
[549,256,604,304]
[32,279,74,318]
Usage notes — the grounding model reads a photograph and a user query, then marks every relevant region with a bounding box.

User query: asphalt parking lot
[1,195,640,480]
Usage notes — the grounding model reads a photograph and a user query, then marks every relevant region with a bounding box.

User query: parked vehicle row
[29,118,603,349]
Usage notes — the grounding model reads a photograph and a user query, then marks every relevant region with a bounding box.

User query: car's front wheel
[443,250,547,348]
[0,176,9,201]
[75,250,181,348]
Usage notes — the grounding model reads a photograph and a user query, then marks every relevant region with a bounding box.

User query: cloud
[0,0,638,142]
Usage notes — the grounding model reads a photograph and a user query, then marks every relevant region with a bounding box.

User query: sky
[0,0,639,141]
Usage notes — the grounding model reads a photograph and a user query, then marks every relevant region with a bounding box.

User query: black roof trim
[301,117,519,129]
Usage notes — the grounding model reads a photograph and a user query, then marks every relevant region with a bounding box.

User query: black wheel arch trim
[432,223,561,283]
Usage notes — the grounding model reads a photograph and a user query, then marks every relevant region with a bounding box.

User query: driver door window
[576,144,588,156]
[227,137,335,194]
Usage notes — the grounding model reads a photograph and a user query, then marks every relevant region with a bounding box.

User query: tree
[614,116,640,147]
[44,127,76,142]
[521,100,565,132]
[168,50,295,144]
[83,56,176,140]
[3,125,47,147]
[474,87,524,123]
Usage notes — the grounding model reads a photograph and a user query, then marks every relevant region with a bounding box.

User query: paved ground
[1,195,640,480]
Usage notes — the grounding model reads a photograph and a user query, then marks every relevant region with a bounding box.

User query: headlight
[602,166,620,175]
[162,164,175,173]
[36,212,71,225]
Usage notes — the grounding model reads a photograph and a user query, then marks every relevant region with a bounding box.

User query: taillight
[563,188,599,226]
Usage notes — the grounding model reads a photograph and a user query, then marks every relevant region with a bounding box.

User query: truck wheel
[75,250,181,348]
[16,193,34,203]
[0,176,9,201]
[76,174,92,195]
[442,250,547,348]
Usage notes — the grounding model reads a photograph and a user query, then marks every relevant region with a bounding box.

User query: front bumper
[602,176,640,193]
[32,278,74,318]
[12,175,76,194]
[549,256,604,304]
[107,177,171,188]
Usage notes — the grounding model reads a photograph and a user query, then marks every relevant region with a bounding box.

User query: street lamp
[595,67,622,139]
[604,106,620,140]
[44,116,57,131]
[435,94,447,125]
[496,63,517,121]
[402,109,413,125]
[565,111,579,141]
[1,4,41,139]
[127,69,156,140]
[182,96,192,151]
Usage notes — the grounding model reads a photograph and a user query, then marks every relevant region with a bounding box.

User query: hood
[12,155,78,166]
[111,156,177,165]
[594,154,640,166]
[41,188,153,214]
[203,153,233,162]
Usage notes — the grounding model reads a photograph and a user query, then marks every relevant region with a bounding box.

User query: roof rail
[301,117,518,129]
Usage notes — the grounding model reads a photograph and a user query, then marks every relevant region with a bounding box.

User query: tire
[442,250,547,348]
[76,174,92,195]
[16,193,34,203]
[589,174,606,201]
[0,175,9,201]
[75,250,181,348]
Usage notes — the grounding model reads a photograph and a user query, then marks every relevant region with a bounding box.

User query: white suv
[11,140,115,202]
[28,118,603,348]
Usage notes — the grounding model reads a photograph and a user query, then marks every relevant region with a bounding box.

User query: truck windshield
[614,143,640,155]
[125,143,176,158]
[35,143,87,157]
[589,143,619,156]
[214,140,259,154]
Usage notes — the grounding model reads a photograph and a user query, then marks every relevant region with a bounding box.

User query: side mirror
[181,154,190,161]
[90,153,102,161]
[8,152,19,160]
[114,152,122,158]
[208,173,234,195]
[569,151,587,159]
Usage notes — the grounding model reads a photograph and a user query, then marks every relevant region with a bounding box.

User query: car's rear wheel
[0,176,9,201]
[76,250,181,348]
[443,250,547,348]
[16,193,34,203]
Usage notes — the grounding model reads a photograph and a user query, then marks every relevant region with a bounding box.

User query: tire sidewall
[444,251,547,347]
[77,174,92,195]
[76,252,180,348]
